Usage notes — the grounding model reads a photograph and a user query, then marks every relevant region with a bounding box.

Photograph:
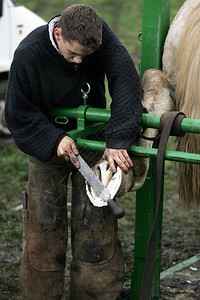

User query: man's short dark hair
[58,4,102,51]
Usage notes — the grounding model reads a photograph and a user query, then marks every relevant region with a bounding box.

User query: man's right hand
[57,136,80,168]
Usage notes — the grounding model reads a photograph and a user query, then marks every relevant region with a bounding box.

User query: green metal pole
[132,0,170,299]
[75,139,200,165]
[49,106,111,123]
[50,107,200,135]
[132,150,163,300]
[140,0,170,77]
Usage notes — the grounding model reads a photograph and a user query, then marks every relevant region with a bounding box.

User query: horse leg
[86,69,174,201]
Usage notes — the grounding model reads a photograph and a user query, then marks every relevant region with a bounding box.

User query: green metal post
[131,0,170,299]
[140,0,170,77]
[131,151,164,299]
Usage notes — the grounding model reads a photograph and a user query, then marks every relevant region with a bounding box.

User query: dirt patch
[160,260,200,300]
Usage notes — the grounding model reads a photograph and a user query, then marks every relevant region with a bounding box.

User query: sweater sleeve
[5,53,66,162]
[99,20,142,149]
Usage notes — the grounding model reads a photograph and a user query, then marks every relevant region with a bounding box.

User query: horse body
[163,0,200,84]
[163,0,200,208]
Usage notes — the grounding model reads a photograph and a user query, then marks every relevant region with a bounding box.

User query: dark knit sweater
[5,17,142,162]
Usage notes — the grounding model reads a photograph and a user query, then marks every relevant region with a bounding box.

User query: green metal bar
[76,139,200,164]
[50,107,200,135]
[49,106,111,123]
[160,254,200,280]
[67,122,107,140]
[142,114,200,134]
[131,146,200,164]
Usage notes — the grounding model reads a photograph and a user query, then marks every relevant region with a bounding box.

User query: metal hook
[81,82,91,105]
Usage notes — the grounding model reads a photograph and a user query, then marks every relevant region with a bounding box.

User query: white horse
[87,0,200,209]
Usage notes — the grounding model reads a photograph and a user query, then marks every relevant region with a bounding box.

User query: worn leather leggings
[20,153,124,300]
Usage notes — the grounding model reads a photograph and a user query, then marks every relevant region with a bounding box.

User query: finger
[58,148,70,162]
[114,153,130,173]
[107,157,117,173]
[103,149,128,172]
[57,139,71,157]
[118,153,132,170]
[68,148,80,169]
[121,150,133,167]
[116,150,133,170]
[57,147,69,157]
[70,143,79,156]
[70,155,80,169]
[58,146,77,167]
[116,158,129,173]
[102,149,108,159]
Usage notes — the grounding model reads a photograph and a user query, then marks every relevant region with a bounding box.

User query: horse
[87,0,200,209]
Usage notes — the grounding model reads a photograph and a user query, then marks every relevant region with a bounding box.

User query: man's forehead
[67,41,93,55]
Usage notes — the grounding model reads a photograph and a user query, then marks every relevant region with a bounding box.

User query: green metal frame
[49,1,199,299]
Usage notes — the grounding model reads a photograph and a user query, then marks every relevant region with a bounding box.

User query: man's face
[54,28,94,64]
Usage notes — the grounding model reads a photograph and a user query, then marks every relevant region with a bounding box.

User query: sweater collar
[48,15,61,54]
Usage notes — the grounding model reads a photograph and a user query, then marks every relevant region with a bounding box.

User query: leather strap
[139,111,186,300]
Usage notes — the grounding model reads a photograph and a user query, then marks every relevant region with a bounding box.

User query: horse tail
[177,134,200,209]
[175,3,200,208]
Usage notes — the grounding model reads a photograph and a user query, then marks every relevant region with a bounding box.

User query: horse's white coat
[163,0,200,84]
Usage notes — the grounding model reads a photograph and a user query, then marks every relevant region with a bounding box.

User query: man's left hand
[102,148,133,173]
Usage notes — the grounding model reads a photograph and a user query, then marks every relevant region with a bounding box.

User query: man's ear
[54,27,62,41]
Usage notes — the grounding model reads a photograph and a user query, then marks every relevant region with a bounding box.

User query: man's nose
[73,56,82,64]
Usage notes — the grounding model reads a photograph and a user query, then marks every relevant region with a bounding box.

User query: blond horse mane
[175,2,200,208]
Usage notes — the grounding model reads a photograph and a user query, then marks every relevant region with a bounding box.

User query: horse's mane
[175,2,200,208]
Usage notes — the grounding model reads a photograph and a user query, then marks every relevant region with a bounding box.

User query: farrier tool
[70,154,125,219]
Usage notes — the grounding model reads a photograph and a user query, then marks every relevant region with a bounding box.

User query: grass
[0,146,28,299]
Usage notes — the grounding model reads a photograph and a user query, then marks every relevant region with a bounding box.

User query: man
[5,4,142,300]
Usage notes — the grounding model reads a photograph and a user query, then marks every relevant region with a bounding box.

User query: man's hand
[102,148,133,173]
[57,136,80,168]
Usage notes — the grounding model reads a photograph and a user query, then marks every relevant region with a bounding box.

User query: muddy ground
[157,161,200,300]
[0,147,200,299]
[160,259,200,300]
